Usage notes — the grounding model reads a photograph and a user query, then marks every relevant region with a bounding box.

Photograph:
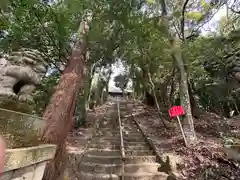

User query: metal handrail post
[116,97,125,158]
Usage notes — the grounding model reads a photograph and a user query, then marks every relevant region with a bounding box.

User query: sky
[201,5,226,35]
[108,61,132,92]
[108,4,228,92]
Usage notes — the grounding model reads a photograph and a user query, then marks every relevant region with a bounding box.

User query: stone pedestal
[0,107,56,180]
[0,144,56,180]
[0,48,54,180]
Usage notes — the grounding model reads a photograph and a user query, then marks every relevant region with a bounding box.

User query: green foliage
[33,71,60,115]
[114,73,129,92]
[1,0,240,121]
[183,33,240,117]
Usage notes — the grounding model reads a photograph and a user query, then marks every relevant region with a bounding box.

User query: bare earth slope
[65,100,240,180]
[131,101,240,180]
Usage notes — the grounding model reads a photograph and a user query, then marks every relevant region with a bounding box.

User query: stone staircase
[67,101,169,180]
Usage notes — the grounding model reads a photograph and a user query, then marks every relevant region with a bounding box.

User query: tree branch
[181,0,190,41]
[229,7,240,14]
[173,21,182,40]
[160,0,167,17]
[228,0,240,14]
[186,8,221,39]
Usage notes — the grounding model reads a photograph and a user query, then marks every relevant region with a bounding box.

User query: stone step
[125,136,146,141]
[94,131,143,138]
[124,139,147,143]
[122,128,140,132]
[97,128,138,132]
[124,150,154,156]
[88,144,150,150]
[87,144,119,149]
[123,126,139,130]
[123,126,138,128]
[123,132,142,135]
[122,121,137,123]
[95,133,120,137]
[122,123,138,127]
[82,155,157,164]
[81,155,121,164]
[98,129,120,133]
[78,172,119,180]
[91,137,148,145]
[89,140,148,146]
[92,133,145,141]
[122,121,137,124]
[78,172,168,180]
[92,136,145,141]
[124,142,148,146]
[69,133,93,139]
[79,162,160,174]
[119,110,129,113]
[126,145,151,151]
[123,172,168,180]
[123,132,142,136]
[77,128,94,132]
[123,163,160,174]
[123,156,157,164]
[67,137,89,144]
[96,131,120,136]
[123,129,141,132]
[83,150,154,156]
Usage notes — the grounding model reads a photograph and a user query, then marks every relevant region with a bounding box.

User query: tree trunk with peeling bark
[42,17,91,180]
[169,68,176,107]
[159,0,196,143]
[148,73,167,128]
[172,42,196,141]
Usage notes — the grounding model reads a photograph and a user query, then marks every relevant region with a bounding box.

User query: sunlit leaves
[200,0,209,8]
[114,73,129,91]
[185,11,204,21]
[146,0,155,5]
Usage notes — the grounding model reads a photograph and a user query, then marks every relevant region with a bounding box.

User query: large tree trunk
[106,69,112,94]
[188,80,200,118]
[169,68,176,107]
[42,18,91,180]
[84,70,94,111]
[171,40,196,142]
[159,0,196,144]
[86,62,98,108]
[148,73,167,128]
[141,67,154,106]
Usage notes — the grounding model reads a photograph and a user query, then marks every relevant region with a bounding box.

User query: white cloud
[201,5,226,35]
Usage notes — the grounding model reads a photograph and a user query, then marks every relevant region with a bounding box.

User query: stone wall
[0,144,56,180]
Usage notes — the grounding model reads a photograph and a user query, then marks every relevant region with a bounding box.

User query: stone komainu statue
[0,48,47,103]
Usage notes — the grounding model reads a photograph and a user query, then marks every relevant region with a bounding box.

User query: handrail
[0,107,43,120]
[116,97,125,158]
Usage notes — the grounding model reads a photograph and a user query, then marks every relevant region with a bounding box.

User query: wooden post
[176,116,188,147]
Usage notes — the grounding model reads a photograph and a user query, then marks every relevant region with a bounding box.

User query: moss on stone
[0,99,44,148]
[0,98,33,114]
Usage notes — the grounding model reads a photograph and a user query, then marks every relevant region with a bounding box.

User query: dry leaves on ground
[132,103,240,180]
